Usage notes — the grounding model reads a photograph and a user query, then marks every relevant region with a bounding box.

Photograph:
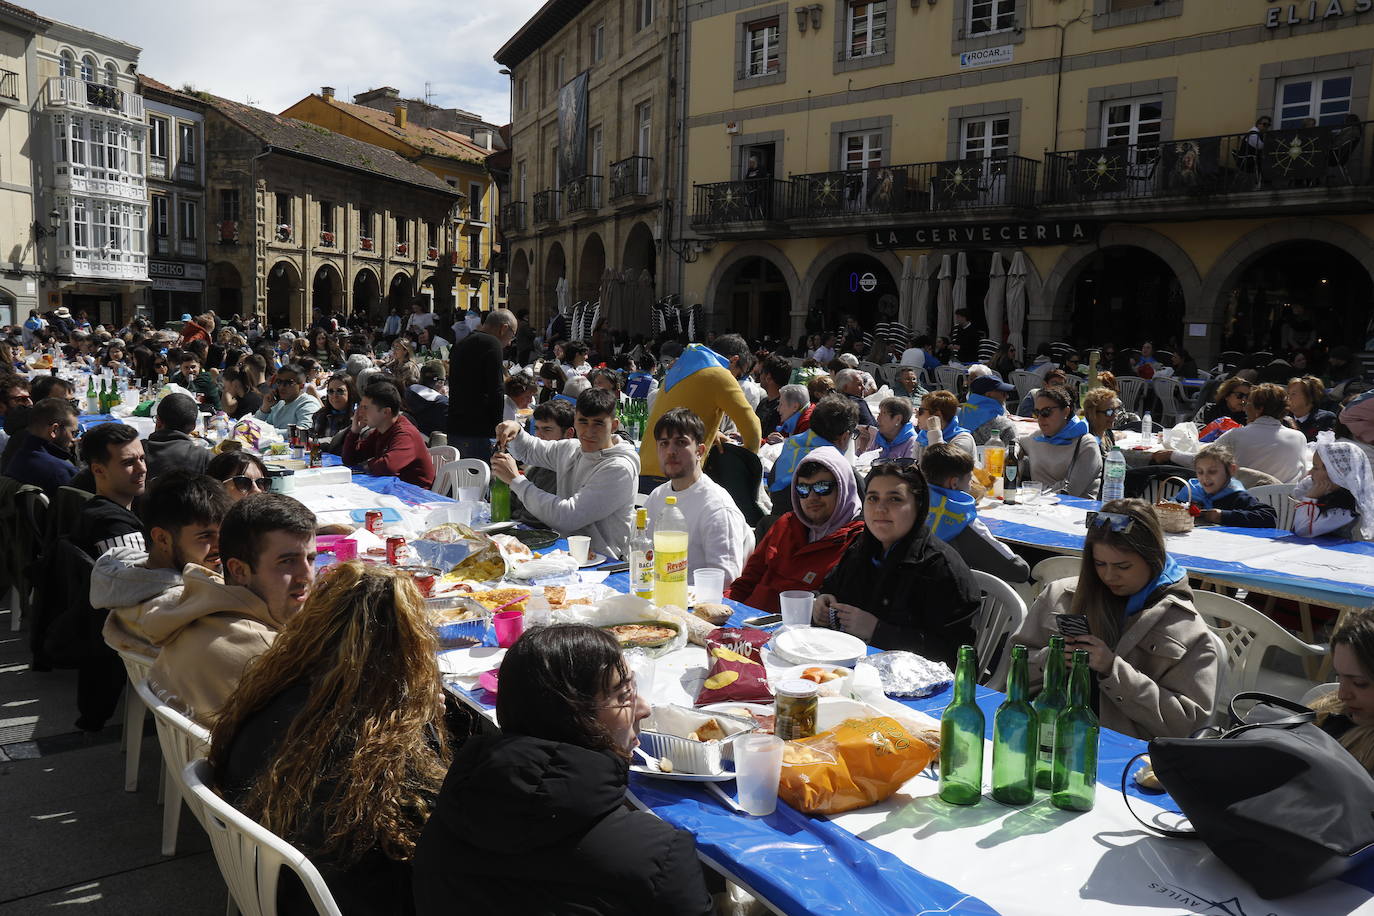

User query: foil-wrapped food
[856,651,953,698]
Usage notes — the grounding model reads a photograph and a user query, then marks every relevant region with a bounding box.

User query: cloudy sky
[30,0,544,123]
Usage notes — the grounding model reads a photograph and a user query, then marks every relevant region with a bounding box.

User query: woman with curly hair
[210,562,454,916]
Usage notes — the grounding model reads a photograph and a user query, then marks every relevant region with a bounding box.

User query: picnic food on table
[800,667,847,684]
[471,588,533,613]
[695,628,773,705]
[693,603,732,626]
[778,716,939,815]
[689,718,727,743]
[602,621,681,649]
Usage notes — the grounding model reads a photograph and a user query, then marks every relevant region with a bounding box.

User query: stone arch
[543,241,567,322]
[705,241,803,340]
[623,221,656,278]
[353,267,382,322]
[311,261,344,319]
[387,270,414,315]
[577,232,606,302]
[508,248,531,317]
[265,259,302,330]
[208,260,243,316]
[1043,225,1203,322]
[796,236,904,334]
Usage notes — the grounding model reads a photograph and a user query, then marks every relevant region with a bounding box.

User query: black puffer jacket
[413,734,711,916]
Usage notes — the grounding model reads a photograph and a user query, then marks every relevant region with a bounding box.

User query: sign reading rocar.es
[869,221,1099,251]
[1265,0,1372,29]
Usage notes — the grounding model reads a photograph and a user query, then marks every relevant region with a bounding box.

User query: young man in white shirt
[643,407,754,584]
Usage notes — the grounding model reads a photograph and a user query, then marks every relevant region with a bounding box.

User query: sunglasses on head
[1032,406,1067,418]
[1085,510,1135,533]
[795,480,836,498]
[230,475,271,493]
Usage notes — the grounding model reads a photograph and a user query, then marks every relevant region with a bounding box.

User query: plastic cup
[334,538,358,562]
[458,486,482,504]
[779,590,814,630]
[446,502,474,527]
[734,734,784,816]
[1021,481,1045,504]
[567,535,591,564]
[980,445,1006,477]
[493,610,525,648]
[693,569,725,606]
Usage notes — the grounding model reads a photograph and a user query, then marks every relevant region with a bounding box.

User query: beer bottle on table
[1052,649,1100,812]
[939,645,984,806]
[653,496,689,609]
[1032,635,1069,789]
[490,474,511,522]
[991,644,1038,805]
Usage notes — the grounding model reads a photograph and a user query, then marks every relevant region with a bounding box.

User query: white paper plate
[579,551,608,568]
[771,627,867,668]
[629,763,736,782]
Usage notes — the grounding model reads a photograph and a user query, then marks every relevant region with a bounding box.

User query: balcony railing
[610,156,652,200]
[691,179,791,227]
[790,156,1039,220]
[45,76,144,120]
[565,175,603,213]
[501,202,526,233]
[1044,122,1372,204]
[532,189,561,224]
[0,69,18,103]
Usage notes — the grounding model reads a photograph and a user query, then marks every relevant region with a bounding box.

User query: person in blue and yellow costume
[639,343,761,478]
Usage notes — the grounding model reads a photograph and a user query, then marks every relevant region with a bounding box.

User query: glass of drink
[693,569,725,606]
[779,590,814,630]
[1020,481,1045,504]
[733,734,784,816]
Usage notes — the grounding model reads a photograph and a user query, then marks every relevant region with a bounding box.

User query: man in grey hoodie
[95,471,233,659]
[492,387,640,560]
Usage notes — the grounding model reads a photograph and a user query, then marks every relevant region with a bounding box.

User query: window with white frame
[179,198,198,240]
[149,116,168,160]
[637,0,654,31]
[847,1,887,59]
[842,130,883,171]
[177,122,196,164]
[103,62,116,87]
[80,55,95,83]
[635,101,652,192]
[517,160,527,201]
[961,116,1011,159]
[152,195,168,239]
[592,22,605,63]
[968,0,1015,36]
[590,125,603,176]
[1102,97,1162,162]
[1276,72,1354,128]
[68,197,87,248]
[59,50,74,78]
[746,18,781,77]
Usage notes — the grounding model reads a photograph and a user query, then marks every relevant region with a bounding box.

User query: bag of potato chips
[694,627,773,705]
[778,716,938,815]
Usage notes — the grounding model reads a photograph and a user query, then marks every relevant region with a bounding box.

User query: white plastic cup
[693,569,725,606]
[447,503,474,528]
[734,734,785,816]
[567,535,591,564]
[779,590,814,630]
[458,486,482,504]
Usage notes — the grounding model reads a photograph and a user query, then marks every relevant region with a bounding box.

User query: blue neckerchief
[769,430,832,493]
[876,421,915,451]
[778,409,802,436]
[1175,477,1245,510]
[925,484,977,541]
[1033,415,1090,446]
[663,344,729,392]
[1125,556,1186,616]
[958,393,1005,432]
[553,393,578,405]
[916,417,968,448]
[625,372,654,399]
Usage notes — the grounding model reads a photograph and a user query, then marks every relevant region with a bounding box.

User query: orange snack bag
[778,716,937,815]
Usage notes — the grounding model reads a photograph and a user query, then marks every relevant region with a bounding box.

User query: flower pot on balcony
[360,237,374,251]
[396,243,409,256]
[276,224,292,242]
[427,247,439,260]
[321,231,335,246]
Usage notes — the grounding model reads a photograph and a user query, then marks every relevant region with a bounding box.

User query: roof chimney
[394,106,408,128]
[321,86,334,100]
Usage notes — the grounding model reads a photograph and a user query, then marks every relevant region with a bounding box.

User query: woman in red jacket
[726,445,862,612]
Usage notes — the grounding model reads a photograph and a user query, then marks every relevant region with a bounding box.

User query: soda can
[411,567,439,597]
[364,509,384,537]
[386,535,410,566]
[308,440,323,468]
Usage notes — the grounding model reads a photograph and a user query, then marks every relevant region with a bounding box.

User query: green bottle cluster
[938,642,1099,811]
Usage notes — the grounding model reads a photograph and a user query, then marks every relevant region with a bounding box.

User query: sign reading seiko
[1266,0,1372,28]
[869,220,1099,251]
[148,261,207,280]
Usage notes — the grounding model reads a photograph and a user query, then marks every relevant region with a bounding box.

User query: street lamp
[33,207,62,238]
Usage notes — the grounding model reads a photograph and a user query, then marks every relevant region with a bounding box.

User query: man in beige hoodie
[147,492,317,725]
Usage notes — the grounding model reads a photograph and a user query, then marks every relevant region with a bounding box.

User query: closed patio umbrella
[1006,251,1029,359]
[910,254,932,337]
[600,269,624,330]
[935,253,954,341]
[952,250,969,329]
[984,251,1007,343]
[898,256,914,327]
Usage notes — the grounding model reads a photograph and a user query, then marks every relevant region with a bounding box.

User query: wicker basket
[1153,476,1194,534]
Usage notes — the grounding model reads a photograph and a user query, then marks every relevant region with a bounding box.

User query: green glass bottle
[1032,635,1069,789]
[489,475,511,522]
[939,645,984,806]
[1052,649,1100,812]
[86,374,98,414]
[991,644,1038,805]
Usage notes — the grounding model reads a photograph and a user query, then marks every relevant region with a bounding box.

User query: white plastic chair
[1142,475,1187,506]
[971,569,1029,688]
[1030,555,1080,585]
[427,446,459,494]
[1205,628,1232,728]
[1010,370,1041,404]
[115,648,157,793]
[1248,483,1297,530]
[934,366,964,394]
[1301,682,1336,706]
[857,360,883,381]
[1193,589,1327,702]
[136,679,211,856]
[182,759,344,916]
[1153,377,1191,426]
[453,458,490,495]
[1115,376,1148,415]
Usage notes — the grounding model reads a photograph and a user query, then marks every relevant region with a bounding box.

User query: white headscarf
[1314,440,1374,540]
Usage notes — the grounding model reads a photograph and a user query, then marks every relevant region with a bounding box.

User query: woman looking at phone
[1012,498,1219,740]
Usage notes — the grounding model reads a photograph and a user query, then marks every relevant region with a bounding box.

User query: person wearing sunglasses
[1011,498,1219,740]
[727,446,863,613]
[313,372,358,449]
[1017,385,1103,498]
[1081,386,1123,452]
[207,450,271,502]
[254,364,322,434]
[1195,375,1253,428]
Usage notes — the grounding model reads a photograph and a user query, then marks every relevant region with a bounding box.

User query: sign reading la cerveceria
[869,220,1099,251]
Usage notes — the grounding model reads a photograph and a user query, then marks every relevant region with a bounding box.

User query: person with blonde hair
[1013,498,1219,739]
[210,561,455,916]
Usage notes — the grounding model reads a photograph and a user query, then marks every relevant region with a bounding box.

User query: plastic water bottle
[1141,411,1154,441]
[653,496,689,610]
[1103,448,1126,502]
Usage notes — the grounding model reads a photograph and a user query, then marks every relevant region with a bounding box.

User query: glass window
[746,19,780,77]
[592,22,605,63]
[129,129,143,177]
[219,188,239,223]
[153,196,168,239]
[70,117,85,171]
[843,130,883,171]
[847,1,887,59]
[275,192,291,227]
[470,183,484,219]
[59,50,74,79]
[1102,97,1162,163]
[359,207,373,240]
[637,0,654,31]
[394,215,409,241]
[554,53,565,90]
[177,123,196,164]
[80,55,95,82]
[149,117,168,159]
[590,126,603,176]
[1276,72,1354,128]
[104,62,117,87]
[468,230,482,268]
[319,200,334,234]
[968,0,1015,35]
[427,222,439,249]
[71,198,88,249]
[179,198,198,240]
[961,116,1011,159]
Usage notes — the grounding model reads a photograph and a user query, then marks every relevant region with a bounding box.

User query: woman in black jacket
[812,462,982,667]
[414,625,713,916]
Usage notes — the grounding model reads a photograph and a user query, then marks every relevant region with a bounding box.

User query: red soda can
[386,535,409,566]
[364,510,384,536]
[413,569,437,597]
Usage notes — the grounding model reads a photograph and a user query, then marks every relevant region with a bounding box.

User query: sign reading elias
[1266,0,1372,28]
[869,221,1099,251]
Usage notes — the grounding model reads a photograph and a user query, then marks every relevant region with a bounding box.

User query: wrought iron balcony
[0,69,18,103]
[532,189,561,224]
[690,179,791,229]
[501,201,526,233]
[610,156,652,201]
[789,155,1039,221]
[45,76,143,120]
[564,175,603,213]
[1043,121,1372,206]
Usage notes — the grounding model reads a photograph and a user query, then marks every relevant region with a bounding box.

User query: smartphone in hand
[1057,613,1090,638]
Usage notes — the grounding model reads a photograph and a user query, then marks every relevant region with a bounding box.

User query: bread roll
[694,603,732,626]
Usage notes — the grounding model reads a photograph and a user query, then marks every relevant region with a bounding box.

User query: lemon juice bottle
[653,496,689,609]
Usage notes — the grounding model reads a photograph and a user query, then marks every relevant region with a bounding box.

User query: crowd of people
[4,299,1374,914]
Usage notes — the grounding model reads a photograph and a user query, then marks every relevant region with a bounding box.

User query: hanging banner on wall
[869,220,1100,250]
[557,71,589,182]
